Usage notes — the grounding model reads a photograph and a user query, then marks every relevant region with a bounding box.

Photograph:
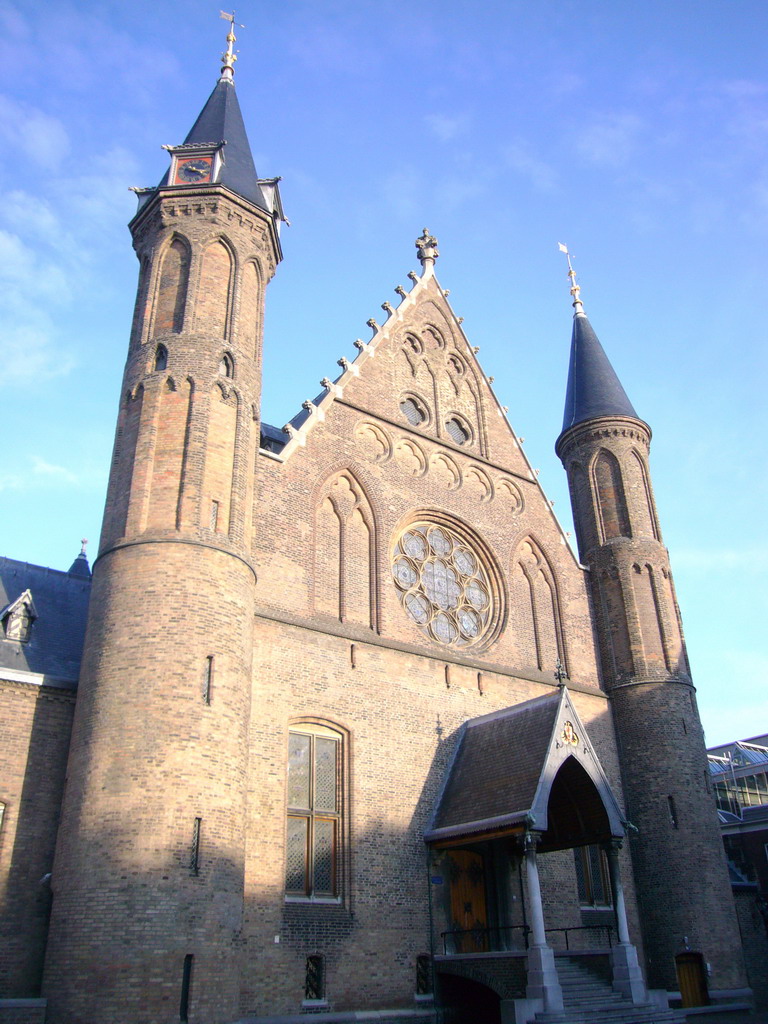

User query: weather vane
[220,11,245,80]
[558,242,584,315]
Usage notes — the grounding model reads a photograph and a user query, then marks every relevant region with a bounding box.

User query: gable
[252,256,598,686]
[425,687,625,847]
[275,270,535,483]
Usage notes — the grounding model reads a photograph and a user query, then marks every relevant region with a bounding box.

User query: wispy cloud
[0,94,70,170]
[0,455,79,494]
[574,112,645,168]
[503,140,559,192]
[0,472,23,494]
[2,316,74,387]
[425,114,467,143]
[32,457,79,485]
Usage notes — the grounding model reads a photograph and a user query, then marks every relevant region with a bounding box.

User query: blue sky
[0,1,765,746]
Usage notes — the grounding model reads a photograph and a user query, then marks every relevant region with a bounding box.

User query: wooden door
[448,849,488,952]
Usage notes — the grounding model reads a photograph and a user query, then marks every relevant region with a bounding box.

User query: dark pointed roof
[560,313,641,434]
[68,546,91,578]
[159,77,268,211]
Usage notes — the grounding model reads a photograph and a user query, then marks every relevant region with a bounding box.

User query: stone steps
[532,956,684,1024]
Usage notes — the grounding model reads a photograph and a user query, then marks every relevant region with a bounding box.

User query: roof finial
[219,10,244,82]
[80,538,88,555]
[415,228,439,276]
[558,242,585,316]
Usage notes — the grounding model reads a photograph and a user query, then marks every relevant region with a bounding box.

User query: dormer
[1,589,38,643]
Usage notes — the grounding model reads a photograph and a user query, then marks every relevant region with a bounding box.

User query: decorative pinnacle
[415,228,439,273]
[554,659,567,685]
[219,11,244,81]
[558,242,584,315]
[80,538,88,555]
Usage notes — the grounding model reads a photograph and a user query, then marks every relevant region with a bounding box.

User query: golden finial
[219,11,244,81]
[558,242,584,316]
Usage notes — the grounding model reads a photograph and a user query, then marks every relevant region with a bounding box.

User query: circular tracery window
[392,522,495,648]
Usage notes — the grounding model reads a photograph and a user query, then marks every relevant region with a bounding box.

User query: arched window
[574,845,612,907]
[593,449,631,539]
[153,237,189,336]
[400,395,428,426]
[445,416,471,445]
[154,344,168,372]
[219,352,234,378]
[286,724,343,900]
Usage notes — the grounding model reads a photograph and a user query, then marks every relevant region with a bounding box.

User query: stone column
[605,839,648,1004]
[522,833,563,1013]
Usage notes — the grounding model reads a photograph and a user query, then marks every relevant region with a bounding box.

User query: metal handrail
[545,924,615,950]
[441,924,531,955]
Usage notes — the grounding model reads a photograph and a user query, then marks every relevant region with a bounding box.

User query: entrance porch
[424,688,652,1023]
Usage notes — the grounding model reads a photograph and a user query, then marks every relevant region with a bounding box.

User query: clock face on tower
[174,156,213,185]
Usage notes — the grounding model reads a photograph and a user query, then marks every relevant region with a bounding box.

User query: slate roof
[259,422,289,454]
[0,554,91,687]
[560,313,641,434]
[157,77,268,211]
[426,692,561,841]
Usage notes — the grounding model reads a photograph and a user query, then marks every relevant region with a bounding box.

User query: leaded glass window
[445,416,471,445]
[574,845,612,907]
[392,523,495,649]
[305,955,325,1001]
[400,396,427,426]
[286,725,342,899]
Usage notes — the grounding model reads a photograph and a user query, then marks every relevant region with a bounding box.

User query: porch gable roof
[424,687,626,846]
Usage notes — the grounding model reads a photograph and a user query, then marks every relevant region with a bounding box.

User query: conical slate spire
[158,78,268,211]
[68,539,91,578]
[560,312,641,434]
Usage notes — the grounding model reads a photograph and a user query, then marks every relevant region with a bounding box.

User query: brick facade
[0,683,74,996]
[557,415,745,989]
[0,69,749,1024]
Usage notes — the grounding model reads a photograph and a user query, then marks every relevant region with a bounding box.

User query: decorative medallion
[392,521,495,649]
[561,721,579,746]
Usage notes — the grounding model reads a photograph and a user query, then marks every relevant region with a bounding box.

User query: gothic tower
[43,35,283,1024]
[555,274,745,990]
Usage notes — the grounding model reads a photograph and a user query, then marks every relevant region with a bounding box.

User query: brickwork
[253,273,599,689]
[0,682,74,996]
[557,414,745,991]
[43,182,281,1024]
[152,236,190,336]
[733,888,768,1007]
[14,79,745,1024]
[0,1001,47,1024]
[435,954,527,999]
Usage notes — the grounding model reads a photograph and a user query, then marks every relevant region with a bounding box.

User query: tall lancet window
[286,724,343,900]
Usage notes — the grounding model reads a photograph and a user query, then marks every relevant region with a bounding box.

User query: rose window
[392,523,494,648]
